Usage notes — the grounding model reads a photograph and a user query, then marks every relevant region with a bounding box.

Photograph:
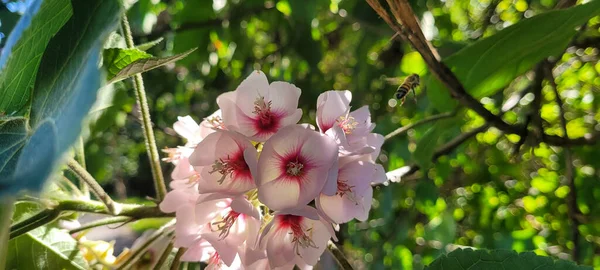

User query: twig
[116,220,176,270]
[121,15,168,201]
[67,159,122,215]
[153,242,174,270]
[69,216,133,234]
[75,137,89,198]
[9,208,61,239]
[544,65,580,262]
[327,241,354,270]
[170,248,186,270]
[384,112,455,141]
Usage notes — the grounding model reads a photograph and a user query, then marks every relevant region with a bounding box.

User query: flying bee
[394,74,420,105]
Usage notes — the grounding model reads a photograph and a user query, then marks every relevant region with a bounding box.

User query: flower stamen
[289,223,318,256]
[336,114,358,134]
[209,155,246,184]
[286,161,304,176]
[210,211,241,239]
[253,96,274,126]
[337,179,359,205]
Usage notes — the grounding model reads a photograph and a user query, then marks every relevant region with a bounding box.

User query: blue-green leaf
[0,0,72,115]
[0,0,121,198]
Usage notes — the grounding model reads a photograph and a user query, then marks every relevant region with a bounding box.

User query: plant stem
[384,111,455,141]
[9,208,60,240]
[56,200,172,218]
[153,242,174,270]
[170,248,186,270]
[67,159,121,215]
[69,216,133,234]
[327,241,354,270]
[0,198,15,270]
[75,137,89,198]
[116,219,175,270]
[120,14,167,201]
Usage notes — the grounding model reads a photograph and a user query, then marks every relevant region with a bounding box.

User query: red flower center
[211,210,241,239]
[336,178,359,205]
[253,97,280,135]
[277,215,318,254]
[209,151,250,184]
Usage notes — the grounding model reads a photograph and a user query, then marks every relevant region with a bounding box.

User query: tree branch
[69,216,133,234]
[366,0,599,148]
[327,241,354,270]
[384,112,455,141]
[170,248,186,270]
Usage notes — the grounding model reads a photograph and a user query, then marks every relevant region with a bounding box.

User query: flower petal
[266,227,296,268]
[316,90,351,132]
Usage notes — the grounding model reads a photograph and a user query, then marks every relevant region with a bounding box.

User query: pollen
[209,154,248,184]
[286,161,304,176]
[337,179,359,205]
[290,222,318,256]
[336,115,358,134]
[211,210,241,239]
[253,96,274,126]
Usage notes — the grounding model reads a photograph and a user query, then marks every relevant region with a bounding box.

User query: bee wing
[384,77,404,85]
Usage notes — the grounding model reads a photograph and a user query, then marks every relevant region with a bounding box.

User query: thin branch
[116,220,176,270]
[75,137,89,198]
[1,198,15,266]
[67,159,121,215]
[69,216,133,234]
[170,248,186,270]
[9,208,61,239]
[121,15,168,201]
[384,112,455,141]
[544,65,580,263]
[327,241,354,270]
[153,242,175,270]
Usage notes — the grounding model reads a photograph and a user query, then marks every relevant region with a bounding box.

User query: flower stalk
[67,159,121,215]
[120,14,167,201]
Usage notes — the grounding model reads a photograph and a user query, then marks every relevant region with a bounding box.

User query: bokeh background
[3,0,600,269]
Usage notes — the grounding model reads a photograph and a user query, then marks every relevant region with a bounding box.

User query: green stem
[120,14,167,201]
[0,198,15,270]
[153,242,174,270]
[56,200,172,218]
[9,208,60,240]
[67,159,121,215]
[116,219,175,270]
[75,137,90,198]
[69,216,133,234]
[170,248,186,270]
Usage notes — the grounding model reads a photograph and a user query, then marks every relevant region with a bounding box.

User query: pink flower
[159,180,200,214]
[256,125,339,211]
[259,206,336,268]
[316,91,381,156]
[316,155,386,224]
[173,110,223,147]
[188,130,258,195]
[217,70,303,142]
[175,195,261,268]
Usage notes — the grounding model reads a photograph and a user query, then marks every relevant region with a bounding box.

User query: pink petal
[233,70,271,115]
[257,177,301,210]
[274,205,319,220]
[203,233,237,266]
[159,189,197,213]
[173,115,200,141]
[316,90,351,132]
[231,196,261,220]
[297,218,331,265]
[321,158,339,196]
[174,205,202,247]
[366,133,384,161]
[268,81,302,114]
[266,228,296,268]
[181,239,213,261]
[171,156,196,180]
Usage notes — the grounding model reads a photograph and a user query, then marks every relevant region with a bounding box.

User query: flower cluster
[160,71,386,269]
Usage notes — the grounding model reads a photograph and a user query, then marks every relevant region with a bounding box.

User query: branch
[543,65,580,262]
[153,242,174,270]
[327,241,354,270]
[121,15,168,201]
[9,208,61,239]
[67,159,121,215]
[115,220,175,270]
[384,112,455,141]
[170,248,186,270]
[69,216,133,234]
[75,137,89,198]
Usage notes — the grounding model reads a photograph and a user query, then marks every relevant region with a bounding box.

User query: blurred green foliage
[3,0,598,268]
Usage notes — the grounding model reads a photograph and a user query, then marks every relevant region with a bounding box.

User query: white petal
[316,90,351,132]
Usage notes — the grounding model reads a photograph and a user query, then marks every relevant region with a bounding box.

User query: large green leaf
[0,0,72,115]
[6,225,89,270]
[412,120,457,170]
[0,0,121,198]
[428,1,600,111]
[425,248,591,270]
[103,48,152,81]
[107,48,196,83]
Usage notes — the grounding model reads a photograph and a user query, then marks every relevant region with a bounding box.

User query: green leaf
[108,48,197,83]
[428,1,600,108]
[6,225,89,270]
[425,248,592,270]
[136,37,164,51]
[103,48,152,81]
[0,0,72,115]
[0,0,121,198]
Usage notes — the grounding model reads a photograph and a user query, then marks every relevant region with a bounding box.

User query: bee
[395,74,420,105]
